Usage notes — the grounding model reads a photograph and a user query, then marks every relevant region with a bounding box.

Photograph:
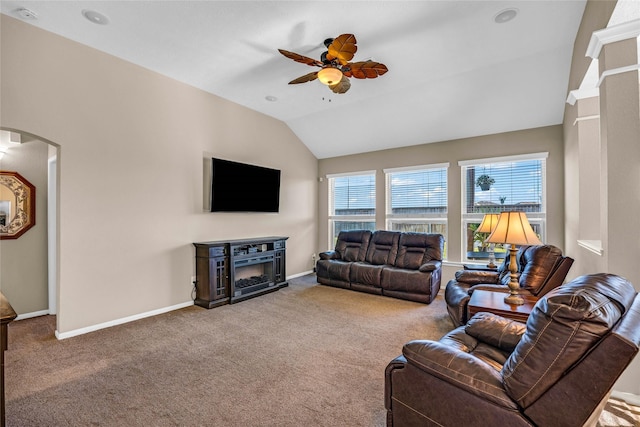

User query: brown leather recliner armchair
[444,245,573,326]
[386,273,640,427]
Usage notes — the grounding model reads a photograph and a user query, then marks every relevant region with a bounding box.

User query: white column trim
[587,18,640,59]
[577,239,604,256]
[566,87,599,105]
[597,63,640,87]
[573,115,600,126]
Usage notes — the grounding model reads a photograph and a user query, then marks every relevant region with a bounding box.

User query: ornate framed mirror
[0,171,36,240]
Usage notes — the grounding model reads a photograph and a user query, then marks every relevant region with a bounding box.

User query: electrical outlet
[191,276,196,286]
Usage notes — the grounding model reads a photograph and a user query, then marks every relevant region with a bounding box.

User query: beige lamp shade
[317,67,343,85]
[477,213,500,234]
[486,211,542,245]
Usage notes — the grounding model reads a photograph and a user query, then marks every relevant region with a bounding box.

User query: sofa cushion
[394,233,443,270]
[316,259,352,284]
[334,230,372,262]
[465,312,525,353]
[502,273,635,409]
[364,230,400,265]
[518,245,564,295]
[380,266,433,293]
[350,262,385,288]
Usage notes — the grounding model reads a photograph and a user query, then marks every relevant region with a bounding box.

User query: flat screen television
[210,158,281,213]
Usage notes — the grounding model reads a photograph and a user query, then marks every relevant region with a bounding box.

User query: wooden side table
[463,264,498,272]
[467,290,537,323]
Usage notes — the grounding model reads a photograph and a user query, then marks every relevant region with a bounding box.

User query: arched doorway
[0,127,60,326]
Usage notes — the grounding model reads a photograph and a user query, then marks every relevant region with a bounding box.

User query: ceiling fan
[278,34,388,94]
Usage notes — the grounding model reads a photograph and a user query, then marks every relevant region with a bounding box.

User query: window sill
[577,240,603,256]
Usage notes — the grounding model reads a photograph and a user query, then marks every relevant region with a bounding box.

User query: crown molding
[587,18,640,59]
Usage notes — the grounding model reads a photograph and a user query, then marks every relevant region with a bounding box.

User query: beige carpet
[5,275,640,426]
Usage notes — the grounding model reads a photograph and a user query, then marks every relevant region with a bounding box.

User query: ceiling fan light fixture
[317,67,343,85]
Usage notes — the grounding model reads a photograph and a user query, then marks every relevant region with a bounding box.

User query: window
[328,171,376,246]
[385,164,448,257]
[459,153,547,263]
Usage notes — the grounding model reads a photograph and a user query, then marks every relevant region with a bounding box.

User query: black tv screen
[211,158,281,213]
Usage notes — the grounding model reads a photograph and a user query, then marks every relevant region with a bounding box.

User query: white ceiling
[0,1,587,159]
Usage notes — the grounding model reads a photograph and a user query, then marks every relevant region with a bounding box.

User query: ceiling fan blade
[343,61,389,79]
[326,34,357,65]
[288,72,319,84]
[329,76,351,94]
[278,49,323,67]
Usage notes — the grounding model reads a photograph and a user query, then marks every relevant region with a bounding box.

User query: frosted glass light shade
[317,67,343,85]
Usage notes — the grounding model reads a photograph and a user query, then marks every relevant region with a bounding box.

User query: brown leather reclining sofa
[316,230,444,304]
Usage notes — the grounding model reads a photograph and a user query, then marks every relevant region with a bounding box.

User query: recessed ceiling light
[82,9,109,25]
[16,7,38,20]
[265,95,278,102]
[494,8,518,24]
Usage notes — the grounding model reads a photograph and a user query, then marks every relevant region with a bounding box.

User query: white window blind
[384,165,448,258]
[327,172,376,247]
[329,173,376,216]
[386,165,448,215]
[461,156,546,214]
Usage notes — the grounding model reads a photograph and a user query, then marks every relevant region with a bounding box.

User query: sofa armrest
[465,312,526,353]
[319,251,339,260]
[454,270,500,285]
[402,340,517,409]
[419,260,441,272]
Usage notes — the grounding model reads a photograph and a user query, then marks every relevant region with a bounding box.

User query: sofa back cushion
[518,245,565,295]
[365,231,400,265]
[394,233,444,270]
[502,273,635,409]
[335,230,372,262]
[496,245,565,291]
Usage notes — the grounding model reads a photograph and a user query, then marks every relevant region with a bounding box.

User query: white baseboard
[53,274,316,340]
[611,390,640,406]
[55,300,194,340]
[15,309,50,320]
[287,270,314,280]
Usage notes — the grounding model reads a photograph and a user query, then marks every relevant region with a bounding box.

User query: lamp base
[504,293,525,305]
[486,243,496,269]
[505,244,524,305]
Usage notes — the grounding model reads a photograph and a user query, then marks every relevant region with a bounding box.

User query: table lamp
[477,213,500,268]
[485,211,541,305]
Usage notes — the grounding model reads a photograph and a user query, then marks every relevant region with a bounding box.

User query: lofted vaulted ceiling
[0,1,587,159]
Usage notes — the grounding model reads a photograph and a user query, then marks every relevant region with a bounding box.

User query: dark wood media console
[193,236,288,308]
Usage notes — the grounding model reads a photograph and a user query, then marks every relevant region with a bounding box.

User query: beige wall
[0,15,318,334]
[318,124,565,285]
[563,0,640,396]
[0,139,50,314]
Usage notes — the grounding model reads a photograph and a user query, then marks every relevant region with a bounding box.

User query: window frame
[327,170,377,248]
[459,153,548,263]
[384,163,449,258]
